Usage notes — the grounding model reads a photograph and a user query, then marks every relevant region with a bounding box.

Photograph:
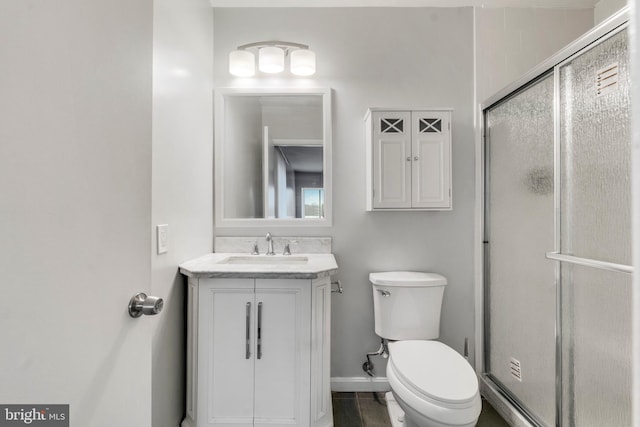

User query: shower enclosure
[482,15,631,427]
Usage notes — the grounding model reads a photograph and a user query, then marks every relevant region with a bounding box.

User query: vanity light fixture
[229,41,316,77]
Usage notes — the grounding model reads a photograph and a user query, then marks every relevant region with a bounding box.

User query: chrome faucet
[265,232,275,256]
[251,240,260,255]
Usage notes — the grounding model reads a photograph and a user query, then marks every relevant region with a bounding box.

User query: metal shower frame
[479,8,631,427]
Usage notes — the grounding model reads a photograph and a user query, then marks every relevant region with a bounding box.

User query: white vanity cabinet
[365,108,452,210]
[183,275,333,427]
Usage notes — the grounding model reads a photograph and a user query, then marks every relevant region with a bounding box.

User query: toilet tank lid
[369,271,447,287]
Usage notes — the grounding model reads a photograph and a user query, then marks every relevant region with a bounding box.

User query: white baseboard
[330,376,391,392]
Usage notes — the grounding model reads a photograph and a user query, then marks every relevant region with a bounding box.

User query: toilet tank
[370,271,447,340]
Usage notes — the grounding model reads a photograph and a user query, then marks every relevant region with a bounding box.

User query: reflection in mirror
[270,144,324,218]
[216,88,331,227]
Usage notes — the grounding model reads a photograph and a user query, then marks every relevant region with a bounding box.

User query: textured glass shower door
[484,25,632,427]
[485,74,556,426]
[555,27,632,427]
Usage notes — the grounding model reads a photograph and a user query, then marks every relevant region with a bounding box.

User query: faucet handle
[252,241,260,255]
[265,232,275,256]
[283,243,291,256]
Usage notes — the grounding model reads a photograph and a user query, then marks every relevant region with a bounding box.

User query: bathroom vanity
[180,250,338,427]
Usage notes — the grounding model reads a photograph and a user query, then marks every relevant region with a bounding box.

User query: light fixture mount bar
[237,40,310,53]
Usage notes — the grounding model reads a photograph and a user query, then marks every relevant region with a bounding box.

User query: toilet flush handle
[377,289,391,297]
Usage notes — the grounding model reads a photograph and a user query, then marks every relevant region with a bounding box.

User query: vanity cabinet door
[254,279,311,427]
[191,277,326,427]
[199,279,255,427]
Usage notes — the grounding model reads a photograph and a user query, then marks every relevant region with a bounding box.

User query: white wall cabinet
[365,109,452,210]
[183,276,332,427]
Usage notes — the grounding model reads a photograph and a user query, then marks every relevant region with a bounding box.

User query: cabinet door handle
[245,302,251,359]
[257,302,263,359]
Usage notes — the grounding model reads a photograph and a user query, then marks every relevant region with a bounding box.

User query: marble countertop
[179,252,339,279]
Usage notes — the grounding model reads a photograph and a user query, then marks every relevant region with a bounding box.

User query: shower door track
[483,373,547,427]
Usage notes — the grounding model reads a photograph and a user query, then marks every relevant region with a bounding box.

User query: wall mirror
[214,87,332,227]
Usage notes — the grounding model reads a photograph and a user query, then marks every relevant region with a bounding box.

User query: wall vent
[596,62,618,97]
[510,357,522,382]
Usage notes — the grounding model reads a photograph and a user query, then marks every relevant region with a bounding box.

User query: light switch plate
[157,224,169,254]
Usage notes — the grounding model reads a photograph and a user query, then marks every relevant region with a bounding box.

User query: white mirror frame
[214,87,332,228]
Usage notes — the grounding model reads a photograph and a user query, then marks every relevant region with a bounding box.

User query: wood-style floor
[332,392,510,427]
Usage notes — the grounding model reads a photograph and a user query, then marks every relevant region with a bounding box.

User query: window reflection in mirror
[215,88,331,227]
[302,188,324,218]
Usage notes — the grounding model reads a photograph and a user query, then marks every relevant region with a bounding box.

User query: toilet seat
[388,340,478,406]
[387,340,481,426]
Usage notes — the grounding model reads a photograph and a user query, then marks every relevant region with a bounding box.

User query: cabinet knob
[406,157,411,162]
[414,156,419,161]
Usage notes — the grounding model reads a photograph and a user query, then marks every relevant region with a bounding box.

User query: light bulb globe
[229,50,255,77]
[290,49,316,76]
[259,46,285,73]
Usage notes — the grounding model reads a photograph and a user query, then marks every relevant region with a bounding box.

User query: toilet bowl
[386,340,481,427]
[369,272,481,427]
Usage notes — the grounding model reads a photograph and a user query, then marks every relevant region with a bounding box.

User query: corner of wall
[151,0,214,426]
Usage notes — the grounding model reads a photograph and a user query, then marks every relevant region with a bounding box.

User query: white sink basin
[217,255,309,265]
[179,252,338,278]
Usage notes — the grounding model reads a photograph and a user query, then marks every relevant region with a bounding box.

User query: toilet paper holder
[331,280,343,294]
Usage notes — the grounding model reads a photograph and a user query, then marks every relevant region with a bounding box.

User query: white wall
[213,6,599,385]
[151,0,213,425]
[213,7,477,380]
[595,0,627,24]
[475,7,594,103]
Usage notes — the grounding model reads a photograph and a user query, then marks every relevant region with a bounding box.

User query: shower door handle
[545,252,633,275]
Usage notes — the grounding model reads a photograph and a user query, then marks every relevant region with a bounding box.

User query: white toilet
[370,271,481,427]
